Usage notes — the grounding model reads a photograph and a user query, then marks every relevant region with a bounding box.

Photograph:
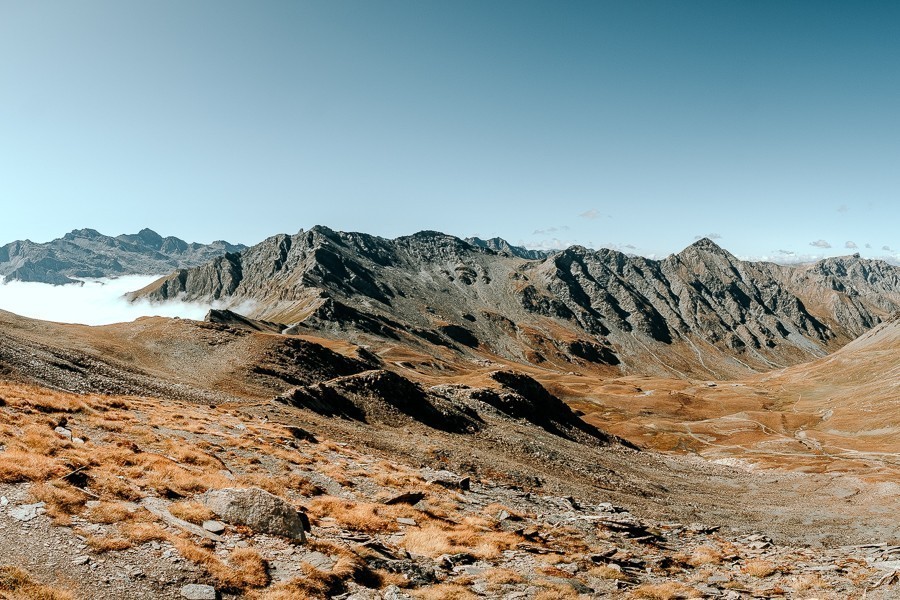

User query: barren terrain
[0,303,899,598]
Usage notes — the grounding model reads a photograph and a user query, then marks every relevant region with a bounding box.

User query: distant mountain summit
[129,226,900,378]
[0,228,246,285]
[465,236,551,260]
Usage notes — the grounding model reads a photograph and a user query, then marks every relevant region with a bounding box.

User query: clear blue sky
[1,1,898,261]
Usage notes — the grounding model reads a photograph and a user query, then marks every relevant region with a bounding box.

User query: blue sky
[1,1,898,261]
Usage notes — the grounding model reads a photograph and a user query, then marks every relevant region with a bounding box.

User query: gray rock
[180,584,217,600]
[204,487,307,542]
[54,426,72,440]
[8,502,45,522]
[381,585,413,600]
[301,551,335,571]
[202,520,226,535]
[396,517,417,526]
[72,555,90,566]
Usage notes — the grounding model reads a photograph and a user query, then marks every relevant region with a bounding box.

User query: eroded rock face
[129,228,900,377]
[203,488,308,542]
[0,228,245,285]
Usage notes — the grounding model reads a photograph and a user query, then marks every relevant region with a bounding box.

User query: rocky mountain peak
[466,236,551,260]
[678,237,733,258]
[135,228,164,247]
[63,228,104,240]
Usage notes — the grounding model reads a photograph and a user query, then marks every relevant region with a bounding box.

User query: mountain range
[2,225,900,598]
[129,225,900,378]
[0,228,246,285]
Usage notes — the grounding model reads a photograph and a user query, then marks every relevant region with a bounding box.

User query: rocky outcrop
[276,370,482,434]
[0,228,245,284]
[276,368,622,445]
[129,228,900,378]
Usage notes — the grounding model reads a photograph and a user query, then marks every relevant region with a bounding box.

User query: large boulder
[203,487,307,542]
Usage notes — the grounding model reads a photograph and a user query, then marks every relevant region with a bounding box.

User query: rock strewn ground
[0,379,897,599]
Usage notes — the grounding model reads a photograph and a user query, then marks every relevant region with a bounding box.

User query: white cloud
[519,238,578,251]
[579,209,600,219]
[694,233,722,240]
[532,225,570,235]
[883,245,894,252]
[837,204,848,213]
[0,275,226,325]
[809,239,831,249]
[845,241,858,249]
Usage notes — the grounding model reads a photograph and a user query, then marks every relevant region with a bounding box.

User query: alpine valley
[1,227,899,600]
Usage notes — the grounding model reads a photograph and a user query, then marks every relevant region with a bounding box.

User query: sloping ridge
[276,368,624,446]
[129,228,900,378]
[750,312,900,450]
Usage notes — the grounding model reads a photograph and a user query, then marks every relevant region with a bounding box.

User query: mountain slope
[0,228,246,284]
[129,227,900,378]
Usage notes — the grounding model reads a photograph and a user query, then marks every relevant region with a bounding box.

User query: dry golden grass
[0,451,62,483]
[94,418,125,432]
[677,544,725,567]
[537,565,577,578]
[87,501,133,524]
[412,584,479,600]
[741,559,778,578]
[84,535,133,553]
[142,460,231,497]
[789,573,829,591]
[168,501,215,525]
[482,567,526,585]
[16,390,88,414]
[252,556,364,600]
[402,523,519,559]
[229,548,270,588]
[587,564,629,580]
[171,538,269,591]
[163,439,222,469]
[30,483,86,515]
[319,464,354,487]
[484,502,528,520]
[89,471,143,501]
[19,426,67,456]
[628,581,698,599]
[0,565,73,600]
[120,522,171,545]
[305,496,397,533]
[532,581,583,600]
[236,471,322,497]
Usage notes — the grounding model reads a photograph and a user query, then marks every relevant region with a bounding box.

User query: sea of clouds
[0,275,217,325]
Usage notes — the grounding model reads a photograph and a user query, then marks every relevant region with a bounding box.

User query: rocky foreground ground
[1,380,898,599]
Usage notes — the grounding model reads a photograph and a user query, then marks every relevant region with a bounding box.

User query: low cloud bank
[0,275,216,325]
